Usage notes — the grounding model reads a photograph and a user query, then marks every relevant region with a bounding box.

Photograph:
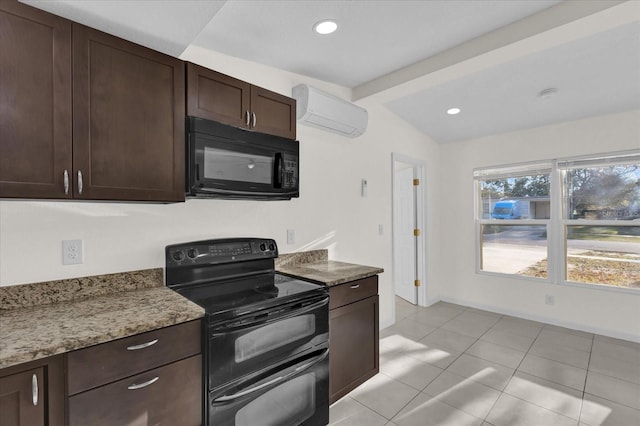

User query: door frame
[391,153,427,322]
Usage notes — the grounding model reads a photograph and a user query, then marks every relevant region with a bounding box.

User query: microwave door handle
[274,153,283,188]
[212,348,330,403]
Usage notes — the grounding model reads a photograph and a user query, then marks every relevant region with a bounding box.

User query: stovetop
[174,272,324,317]
[165,238,328,323]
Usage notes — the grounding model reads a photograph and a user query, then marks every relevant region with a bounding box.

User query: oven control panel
[166,238,278,266]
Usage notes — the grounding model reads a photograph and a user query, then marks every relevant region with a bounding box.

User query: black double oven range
[166,238,329,426]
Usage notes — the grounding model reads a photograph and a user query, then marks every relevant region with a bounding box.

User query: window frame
[474,150,640,293]
[474,161,554,282]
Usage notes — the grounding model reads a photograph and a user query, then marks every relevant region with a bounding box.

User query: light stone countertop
[276,250,383,286]
[0,269,204,369]
[0,252,382,369]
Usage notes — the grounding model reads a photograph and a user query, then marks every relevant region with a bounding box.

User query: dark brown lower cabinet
[68,355,201,426]
[0,355,65,426]
[329,276,379,404]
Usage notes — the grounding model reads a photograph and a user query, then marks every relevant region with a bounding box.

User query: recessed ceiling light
[314,20,338,35]
[538,88,558,100]
[447,107,461,115]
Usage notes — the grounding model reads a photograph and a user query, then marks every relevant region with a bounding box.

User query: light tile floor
[328,297,640,426]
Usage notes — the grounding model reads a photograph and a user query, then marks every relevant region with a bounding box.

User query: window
[475,162,552,278]
[559,153,640,289]
[475,151,640,291]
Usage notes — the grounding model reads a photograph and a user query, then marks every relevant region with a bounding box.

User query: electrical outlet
[545,294,555,306]
[62,240,84,265]
[287,229,295,245]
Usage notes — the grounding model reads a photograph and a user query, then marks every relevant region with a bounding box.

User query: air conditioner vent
[292,84,368,138]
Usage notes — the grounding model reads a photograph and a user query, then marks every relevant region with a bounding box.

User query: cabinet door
[73,24,185,202]
[0,1,72,199]
[329,295,379,403]
[250,86,296,139]
[186,63,251,129]
[0,355,64,426]
[0,368,44,426]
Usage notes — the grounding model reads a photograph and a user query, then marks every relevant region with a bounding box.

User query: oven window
[235,374,316,426]
[235,315,315,363]
[203,147,273,183]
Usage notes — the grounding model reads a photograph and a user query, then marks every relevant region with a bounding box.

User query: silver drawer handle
[63,170,69,195]
[32,374,38,406]
[350,284,360,289]
[127,376,159,390]
[252,112,257,127]
[126,339,158,351]
[245,110,250,126]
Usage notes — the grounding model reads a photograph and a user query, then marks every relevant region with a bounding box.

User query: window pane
[481,225,548,278]
[480,174,550,220]
[566,226,640,289]
[564,163,640,220]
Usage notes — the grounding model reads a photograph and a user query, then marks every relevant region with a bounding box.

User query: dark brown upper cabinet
[73,24,185,202]
[187,62,296,140]
[0,0,72,199]
[0,1,185,202]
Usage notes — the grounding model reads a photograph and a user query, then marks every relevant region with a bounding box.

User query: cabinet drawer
[68,355,202,426]
[329,276,378,310]
[67,320,201,395]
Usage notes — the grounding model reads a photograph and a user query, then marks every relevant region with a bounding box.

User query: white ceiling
[22,0,640,144]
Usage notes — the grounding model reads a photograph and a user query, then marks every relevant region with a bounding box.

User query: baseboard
[439,296,640,344]
[379,317,394,330]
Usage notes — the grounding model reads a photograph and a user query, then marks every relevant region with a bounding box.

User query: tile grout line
[576,333,595,425]
[376,301,640,425]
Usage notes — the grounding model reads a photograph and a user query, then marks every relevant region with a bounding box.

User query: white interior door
[393,166,417,304]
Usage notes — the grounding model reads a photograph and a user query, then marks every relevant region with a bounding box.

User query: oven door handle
[211,296,328,336]
[212,348,329,403]
[213,375,285,403]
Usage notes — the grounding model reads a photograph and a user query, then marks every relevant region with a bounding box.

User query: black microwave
[186,117,299,200]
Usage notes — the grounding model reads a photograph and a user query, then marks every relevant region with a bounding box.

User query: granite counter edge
[0,286,205,370]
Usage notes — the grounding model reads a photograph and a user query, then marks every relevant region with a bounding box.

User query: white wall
[4,43,635,341]
[438,109,640,342]
[0,47,439,329]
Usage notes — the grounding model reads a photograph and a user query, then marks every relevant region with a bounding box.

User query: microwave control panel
[282,154,298,189]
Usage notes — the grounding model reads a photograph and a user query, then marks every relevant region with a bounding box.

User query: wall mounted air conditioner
[292,84,368,138]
